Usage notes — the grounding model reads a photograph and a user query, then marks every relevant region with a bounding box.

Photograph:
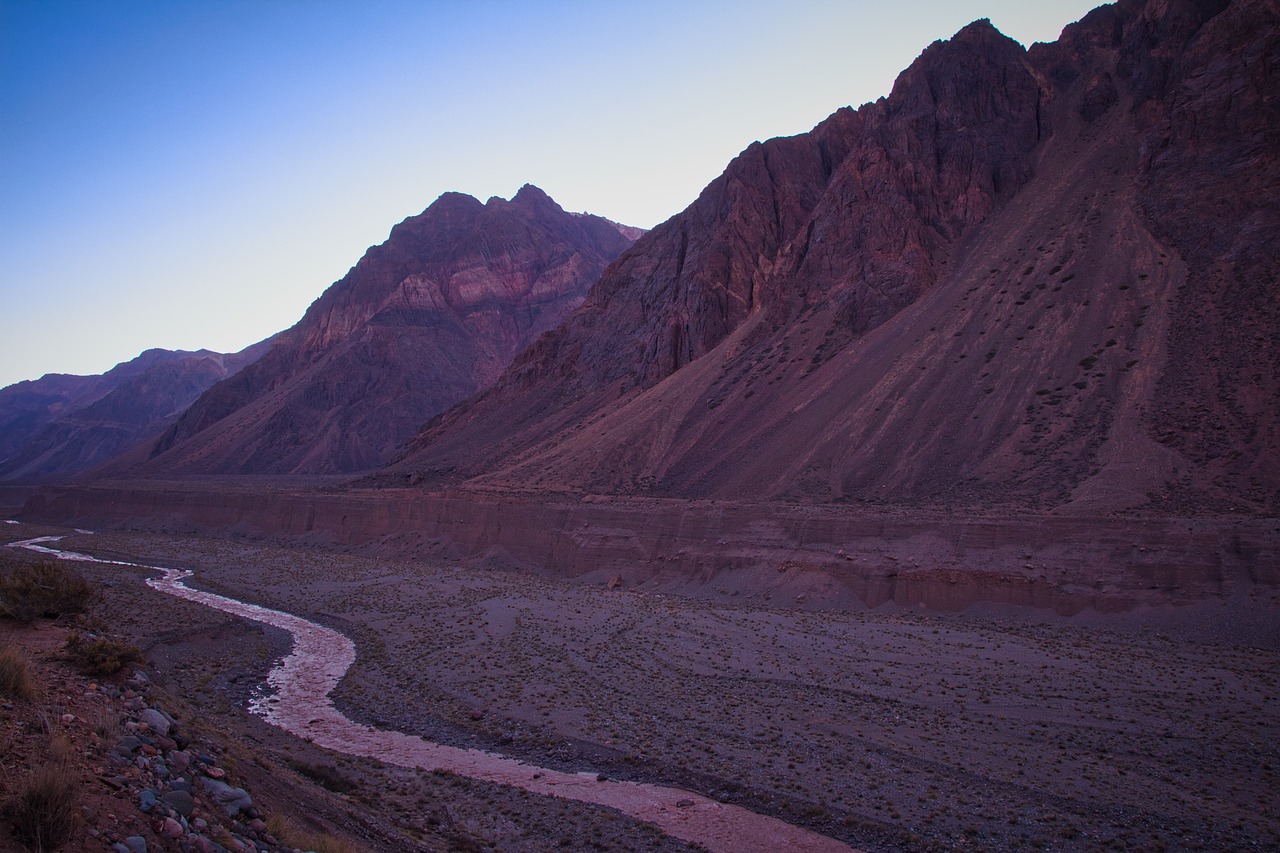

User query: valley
[6,521,1276,851]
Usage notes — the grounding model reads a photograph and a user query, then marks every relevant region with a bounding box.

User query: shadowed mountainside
[131,186,638,475]
[387,0,1278,516]
[0,344,268,482]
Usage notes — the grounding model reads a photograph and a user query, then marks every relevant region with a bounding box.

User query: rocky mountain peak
[136,187,639,475]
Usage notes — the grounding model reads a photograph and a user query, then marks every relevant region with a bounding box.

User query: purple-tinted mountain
[388,0,1278,515]
[0,344,268,481]
[135,186,638,475]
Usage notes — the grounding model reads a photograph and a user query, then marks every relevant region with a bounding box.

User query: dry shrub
[0,559,96,623]
[62,632,142,676]
[0,645,35,701]
[4,764,78,851]
[288,759,358,793]
[265,814,362,853]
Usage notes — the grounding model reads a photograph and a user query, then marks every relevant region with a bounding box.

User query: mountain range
[0,344,268,481]
[6,0,1276,519]
[385,0,1278,516]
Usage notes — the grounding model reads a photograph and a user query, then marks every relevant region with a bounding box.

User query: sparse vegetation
[0,645,35,701]
[62,631,142,676]
[4,764,78,852]
[265,814,362,853]
[0,558,96,623]
[288,759,359,793]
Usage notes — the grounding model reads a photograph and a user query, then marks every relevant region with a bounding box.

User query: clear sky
[0,0,1103,389]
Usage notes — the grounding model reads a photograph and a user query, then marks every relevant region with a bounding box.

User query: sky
[0,0,1104,389]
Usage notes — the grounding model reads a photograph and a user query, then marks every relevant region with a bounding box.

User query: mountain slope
[136,186,637,475]
[389,0,1278,515]
[0,345,267,482]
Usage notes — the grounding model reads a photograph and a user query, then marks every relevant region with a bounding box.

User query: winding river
[10,534,855,853]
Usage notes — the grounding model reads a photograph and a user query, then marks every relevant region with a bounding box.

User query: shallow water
[10,535,855,853]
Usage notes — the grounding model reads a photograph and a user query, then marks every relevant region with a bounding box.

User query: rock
[676,799,695,808]
[201,777,253,816]
[161,816,184,838]
[138,789,159,813]
[115,736,144,756]
[139,708,170,736]
[123,836,147,853]
[170,750,192,774]
[162,789,196,817]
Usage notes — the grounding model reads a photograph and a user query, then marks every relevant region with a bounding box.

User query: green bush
[62,632,142,676]
[5,764,78,851]
[0,559,97,623]
[0,645,35,701]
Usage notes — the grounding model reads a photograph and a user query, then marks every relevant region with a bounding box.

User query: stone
[115,736,143,757]
[169,750,192,774]
[139,708,170,736]
[162,816,184,838]
[201,777,253,816]
[163,789,197,817]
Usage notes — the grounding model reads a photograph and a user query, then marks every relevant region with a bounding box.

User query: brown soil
[6,522,1277,852]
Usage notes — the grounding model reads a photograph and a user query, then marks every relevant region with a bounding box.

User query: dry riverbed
[6,523,1278,851]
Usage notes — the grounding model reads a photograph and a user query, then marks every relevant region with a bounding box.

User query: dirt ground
[5,521,1278,852]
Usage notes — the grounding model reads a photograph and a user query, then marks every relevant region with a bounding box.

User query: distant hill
[0,343,268,481]
[386,0,1278,516]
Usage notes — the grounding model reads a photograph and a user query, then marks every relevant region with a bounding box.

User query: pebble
[138,789,159,813]
[162,816,185,838]
[124,836,148,853]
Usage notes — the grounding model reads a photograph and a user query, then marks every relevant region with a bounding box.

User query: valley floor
[5,522,1278,852]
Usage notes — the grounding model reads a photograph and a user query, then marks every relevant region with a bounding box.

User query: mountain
[134,186,639,475]
[387,0,1279,516]
[0,345,268,482]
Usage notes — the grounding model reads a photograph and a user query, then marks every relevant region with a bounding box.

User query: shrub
[62,632,142,676]
[0,560,96,623]
[265,814,360,853]
[288,760,358,793]
[5,764,78,851]
[0,645,35,701]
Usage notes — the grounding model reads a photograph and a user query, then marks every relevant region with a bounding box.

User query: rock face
[139,186,638,475]
[390,0,1279,515]
[0,345,267,482]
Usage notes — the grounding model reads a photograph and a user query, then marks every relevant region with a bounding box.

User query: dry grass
[62,632,142,677]
[265,814,365,853]
[0,559,96,623]
[4,764,78,852]
[0,645,35,701]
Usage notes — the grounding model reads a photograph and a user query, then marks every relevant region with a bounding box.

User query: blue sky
[0,0,1102,389]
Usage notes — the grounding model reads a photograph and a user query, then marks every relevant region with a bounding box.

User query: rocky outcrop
[390,0,1278,515]
[138,186,637,475]
[0,345,267,482]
